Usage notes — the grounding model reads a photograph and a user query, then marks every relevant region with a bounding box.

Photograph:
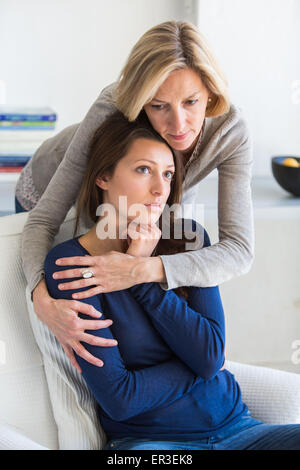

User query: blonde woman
[18,21,254,372]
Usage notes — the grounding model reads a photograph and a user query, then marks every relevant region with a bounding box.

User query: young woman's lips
[169,131,190,141]
[145,204,161,211]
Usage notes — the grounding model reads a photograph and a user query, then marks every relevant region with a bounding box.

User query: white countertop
[196,176,300,209]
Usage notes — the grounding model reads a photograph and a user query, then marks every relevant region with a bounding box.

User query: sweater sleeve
[130,232,225,380]
[44,246,200,422]
[130,283,225,380]
[21,83,117,296]
[159,117,254,289]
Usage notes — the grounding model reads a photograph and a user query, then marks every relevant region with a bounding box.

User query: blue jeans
[104,413,300,450]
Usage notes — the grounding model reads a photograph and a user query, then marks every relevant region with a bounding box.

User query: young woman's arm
[44,246,201,422]
[129,232,225,379]
[130,283,225,380]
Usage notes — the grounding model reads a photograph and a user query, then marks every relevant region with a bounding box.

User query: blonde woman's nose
[169,108,186,133]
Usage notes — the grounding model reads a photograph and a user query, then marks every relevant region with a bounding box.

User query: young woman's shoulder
[176,218,211,249]
[44,237,85,270]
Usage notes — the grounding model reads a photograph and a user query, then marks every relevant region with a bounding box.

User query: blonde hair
[116,21,230,121]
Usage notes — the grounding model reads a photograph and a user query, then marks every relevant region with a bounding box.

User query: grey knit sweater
[20,83,254,294]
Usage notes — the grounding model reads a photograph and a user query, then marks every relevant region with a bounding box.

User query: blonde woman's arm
[160,116,254,288]
[21,84,117,371]
[22,84,117,296]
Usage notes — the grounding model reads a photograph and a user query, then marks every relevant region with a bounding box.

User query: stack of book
[0,106,57,173]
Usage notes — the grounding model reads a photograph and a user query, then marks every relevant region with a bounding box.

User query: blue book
[0,106,57,122]
[0,125,55,130]
[0,155,31,165]
[0,162,28,167]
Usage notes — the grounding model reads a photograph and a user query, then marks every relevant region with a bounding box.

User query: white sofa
[0,211,300,450]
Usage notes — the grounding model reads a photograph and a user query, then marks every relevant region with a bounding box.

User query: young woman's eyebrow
[135,159,175,168]
[151,91,201,103]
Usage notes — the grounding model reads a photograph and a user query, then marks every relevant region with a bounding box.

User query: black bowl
[271,156,300,197]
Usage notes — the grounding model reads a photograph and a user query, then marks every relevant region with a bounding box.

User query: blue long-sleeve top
[44,230,248,440]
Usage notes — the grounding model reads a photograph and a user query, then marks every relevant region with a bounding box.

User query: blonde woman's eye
[186,99,198,106]
[151,104,165,111]
[137,166,150,174]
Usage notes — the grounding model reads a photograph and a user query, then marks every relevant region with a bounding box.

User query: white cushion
[0,209,105,450]
[26,287,106,450]
[0,422,48,450]
[23,208,106,449]
[0,213,58,449]
[226,360,300,424]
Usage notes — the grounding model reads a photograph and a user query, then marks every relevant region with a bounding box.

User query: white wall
[0,0,192,132]
[1,1,299,175]
[204,206,300,373]
[196,0,300,176]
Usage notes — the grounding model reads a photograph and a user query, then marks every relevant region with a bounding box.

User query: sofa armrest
[226,360,300,424]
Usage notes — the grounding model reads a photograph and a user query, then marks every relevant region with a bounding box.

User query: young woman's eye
[136,166,150,174]
[165,171,174,180]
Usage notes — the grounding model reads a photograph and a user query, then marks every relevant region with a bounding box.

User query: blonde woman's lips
[168,131,190,141]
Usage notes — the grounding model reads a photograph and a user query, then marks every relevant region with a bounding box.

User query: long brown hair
[75,111,199,299]
[74,111,183,234]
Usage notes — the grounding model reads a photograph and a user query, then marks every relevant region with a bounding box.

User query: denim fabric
[104,412,300,450]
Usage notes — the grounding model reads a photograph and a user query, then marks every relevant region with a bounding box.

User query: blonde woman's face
[144,68,209,153]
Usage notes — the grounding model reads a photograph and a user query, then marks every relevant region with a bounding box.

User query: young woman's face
[144,68,209,153]
[96,138,175,225]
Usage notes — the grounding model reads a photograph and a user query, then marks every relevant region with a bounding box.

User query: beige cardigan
[19,83,254,294]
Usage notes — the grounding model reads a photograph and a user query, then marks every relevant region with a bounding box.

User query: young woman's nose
[150,174,165,196]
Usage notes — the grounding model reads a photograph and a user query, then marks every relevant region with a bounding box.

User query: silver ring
[81,269,94,279]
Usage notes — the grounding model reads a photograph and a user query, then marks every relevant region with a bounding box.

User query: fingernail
[58,284,64,289]
[97,361,104,367]
[111,340,118,345]
[53,274,58,279]
[56,260,61,265]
